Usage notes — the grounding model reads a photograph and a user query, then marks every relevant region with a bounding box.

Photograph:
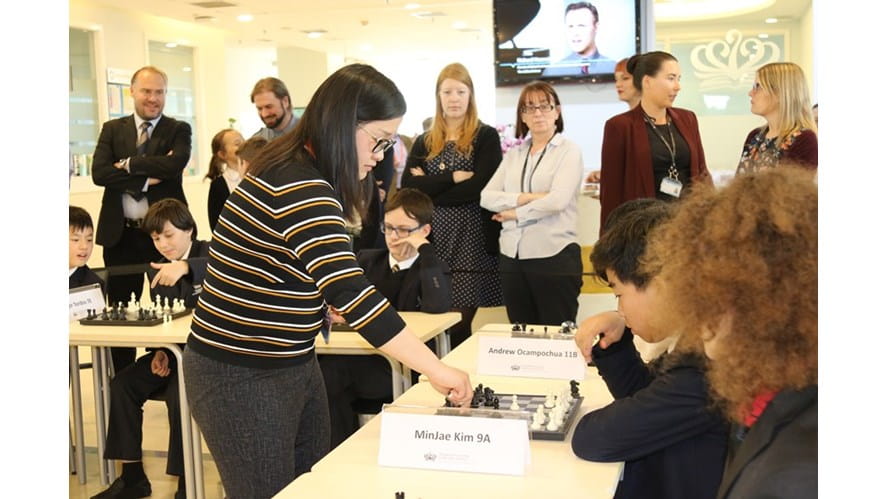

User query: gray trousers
[183,349,330,499]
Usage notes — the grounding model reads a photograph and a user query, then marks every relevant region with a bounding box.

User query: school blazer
[357,245,452,313]
[599,106,711,232]
[717,386,818,499]
[92,114,192,247]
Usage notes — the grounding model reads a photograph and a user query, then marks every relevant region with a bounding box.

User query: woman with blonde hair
[645,167,817,498]
[736,62,818,173]
[401,62,503,347]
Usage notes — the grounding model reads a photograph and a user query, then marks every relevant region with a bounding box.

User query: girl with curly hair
[645,167,817,498]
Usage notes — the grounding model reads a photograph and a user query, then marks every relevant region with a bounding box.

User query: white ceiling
[88,0,812,56]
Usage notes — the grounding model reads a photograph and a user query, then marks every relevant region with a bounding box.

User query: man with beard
[91,65,192,372]
[250,77,299,141]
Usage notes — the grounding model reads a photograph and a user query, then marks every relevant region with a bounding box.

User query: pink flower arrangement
[496,124,526,155]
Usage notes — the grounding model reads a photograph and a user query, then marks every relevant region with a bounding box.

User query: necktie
[392,264,400,273]
[136,122,151,156]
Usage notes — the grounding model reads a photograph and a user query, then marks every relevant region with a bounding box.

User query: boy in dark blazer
[69,206,105,294]
[91,66,192,372]
[320,188,452,448]
[570,198,728,499]
[92,199,208,499]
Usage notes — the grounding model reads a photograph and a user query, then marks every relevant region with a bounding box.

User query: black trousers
[499,243,583,325]
[103,351,183,476]
[318,354,392,449]
[103,226,162,372]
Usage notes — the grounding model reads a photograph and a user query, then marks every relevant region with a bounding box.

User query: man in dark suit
[91,66,191,371]
[320,188,452,448]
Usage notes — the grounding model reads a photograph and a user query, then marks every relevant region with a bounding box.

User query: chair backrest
[92,267,109,299]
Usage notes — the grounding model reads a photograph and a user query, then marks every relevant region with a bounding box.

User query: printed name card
[476,335,587,380]
[69,283,105,322]
[378,411,530,476]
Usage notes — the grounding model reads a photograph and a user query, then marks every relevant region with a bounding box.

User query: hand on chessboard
[150,261,189,288]
[429,365,472,407]
[576,310,625,362]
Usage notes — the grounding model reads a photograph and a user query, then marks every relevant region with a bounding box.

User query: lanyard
[520,136,552,191]
[643,113,680,180]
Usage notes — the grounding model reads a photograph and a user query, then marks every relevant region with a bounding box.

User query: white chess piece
[509,394,520,411]
[530,405,545,430]
[546,415,560,431]
[544,393,555,408]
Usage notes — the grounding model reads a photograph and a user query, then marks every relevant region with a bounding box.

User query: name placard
[69,283,105,322]
[378,411,530,476]
[476,335,587,380]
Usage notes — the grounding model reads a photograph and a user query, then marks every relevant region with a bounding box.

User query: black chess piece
[492,397,500,409]
[570,380,581,399]
[101,308,108,320]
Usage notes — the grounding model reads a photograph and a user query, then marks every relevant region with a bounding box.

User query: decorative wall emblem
[690,29,781,91]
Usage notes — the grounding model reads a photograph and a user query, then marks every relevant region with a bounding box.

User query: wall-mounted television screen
[494,0,641,86]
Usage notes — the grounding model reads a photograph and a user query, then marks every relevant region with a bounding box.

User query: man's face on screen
[564,7,598,57]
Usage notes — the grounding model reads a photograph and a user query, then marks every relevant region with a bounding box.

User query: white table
[274,324,624,498]
[69,310,460,499]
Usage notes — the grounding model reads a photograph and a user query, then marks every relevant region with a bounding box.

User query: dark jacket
[401,123,503,254]
[92,114,192,247]
[357,244,451,313]
[206,176,231,232]
[146,240,209,309]
[717,386,818,499]
[571,330,729,499]
[599,106,711,233]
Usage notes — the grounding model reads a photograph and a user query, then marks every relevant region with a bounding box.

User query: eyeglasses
[380,223,425,238]
[520,104,556,114]
[358,124,397,154]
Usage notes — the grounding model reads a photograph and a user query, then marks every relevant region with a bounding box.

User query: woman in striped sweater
[183,64,472,499]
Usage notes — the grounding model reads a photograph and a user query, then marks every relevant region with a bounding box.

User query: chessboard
[437,382,584,441]
[79,308,192,326]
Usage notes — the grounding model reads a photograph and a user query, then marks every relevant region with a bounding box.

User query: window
[69,28,100,178]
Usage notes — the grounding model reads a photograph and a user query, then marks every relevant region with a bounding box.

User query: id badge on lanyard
[660,176,683,197]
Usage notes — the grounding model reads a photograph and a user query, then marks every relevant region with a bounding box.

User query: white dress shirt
[480,133,584,259]
[122,114,163,220]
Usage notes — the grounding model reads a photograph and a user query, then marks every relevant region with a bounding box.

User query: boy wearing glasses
[320,188,452,448]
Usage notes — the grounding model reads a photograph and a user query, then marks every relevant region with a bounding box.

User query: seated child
[69,206,105,293]
[644,167,817,499]
[320,188,452,448]
[92,198,209,499]
[570,198,729,499]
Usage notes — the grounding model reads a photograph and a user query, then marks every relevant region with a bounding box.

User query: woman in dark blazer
[599,51,711,233]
